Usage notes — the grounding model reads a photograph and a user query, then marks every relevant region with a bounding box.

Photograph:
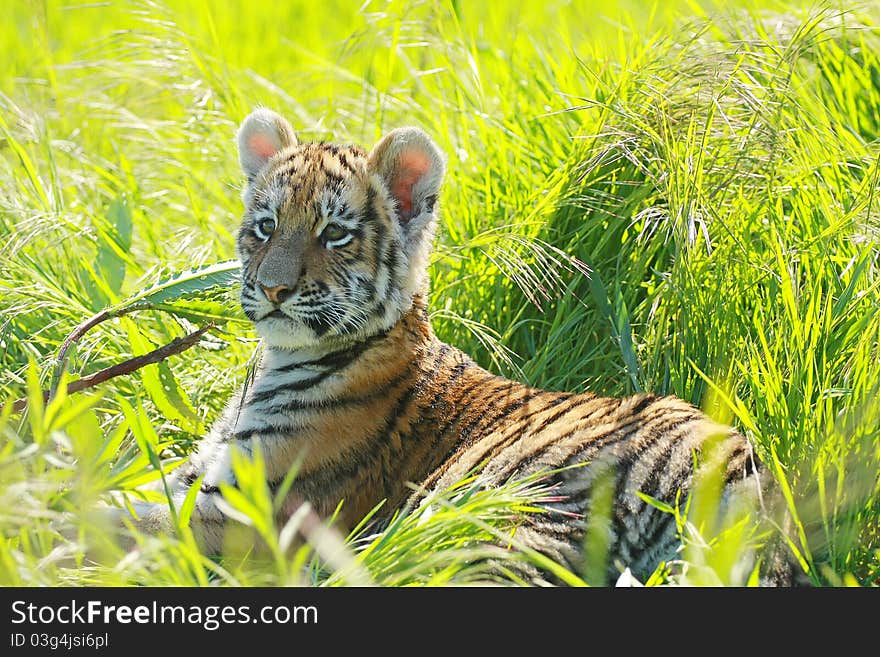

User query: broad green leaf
[111,260,241,313]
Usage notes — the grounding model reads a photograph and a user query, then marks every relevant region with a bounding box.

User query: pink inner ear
[249,133,279,159]
[392,148,431,219]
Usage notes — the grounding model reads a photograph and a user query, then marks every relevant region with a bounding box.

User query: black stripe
[254,327,392,405]
[376,342,448,437]
[385,360,472,495]
[381,242,399,276]
[248,369,336,403]
[321,167,344,186]
[362,188,380,226]
[399,360,471,441]
[505,400,681,489]
[459,392,598,472]
[234,362,417,438]
[463,386,543,444]
[736,443,757,479]
[287,299,325,310]
[238,226,259,242]
[528,392,606,434]
[444,372,504,431]
[525,517,578,542]
[628,414,702,516]
[272,329,389,374]
[181,466,199,487]
[609,425,689,532]
[404,371,502,484]
[507,414,639,484]
[416,386,561,495]
[335,149,360,175]
[302,310,335,337]
[549,399,669,461]
[355,276,377,305]
[628,394,659,415]
[459,388,546,456]
[486,390,577,438]
[718,439,750,481]
[370,220,386,274]
[636,503,678,558]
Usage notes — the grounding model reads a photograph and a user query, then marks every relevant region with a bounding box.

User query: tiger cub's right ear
[237,108,297,181]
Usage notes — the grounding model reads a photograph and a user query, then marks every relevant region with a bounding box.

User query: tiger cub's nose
[260,284,294,305]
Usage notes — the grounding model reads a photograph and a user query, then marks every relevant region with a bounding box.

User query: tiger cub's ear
[237,108,297,181]
[368,127,445,248]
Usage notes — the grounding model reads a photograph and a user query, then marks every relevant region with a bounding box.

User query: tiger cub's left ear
[368,127,445,246]
[237,108,297,182]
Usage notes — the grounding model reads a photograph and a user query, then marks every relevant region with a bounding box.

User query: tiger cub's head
[235,108,445,350]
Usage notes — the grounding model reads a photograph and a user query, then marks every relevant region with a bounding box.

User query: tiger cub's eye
[321,224,351,246]
[254,217,276,241]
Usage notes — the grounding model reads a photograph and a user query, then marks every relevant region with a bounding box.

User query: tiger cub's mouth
[261,308,293,322]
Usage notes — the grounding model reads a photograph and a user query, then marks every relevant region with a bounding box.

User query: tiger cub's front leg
[117,419,243,554]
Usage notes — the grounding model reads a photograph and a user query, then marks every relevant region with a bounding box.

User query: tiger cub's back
[410,348,764,582]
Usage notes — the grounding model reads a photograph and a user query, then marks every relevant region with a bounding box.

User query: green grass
[1,0,878,586]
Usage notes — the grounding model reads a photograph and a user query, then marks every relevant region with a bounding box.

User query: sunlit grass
[1,0,878,586]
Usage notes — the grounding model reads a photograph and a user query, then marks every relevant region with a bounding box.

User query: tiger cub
[129,108,786,584]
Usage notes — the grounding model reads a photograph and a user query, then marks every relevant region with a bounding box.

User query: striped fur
[130,109,784,584]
